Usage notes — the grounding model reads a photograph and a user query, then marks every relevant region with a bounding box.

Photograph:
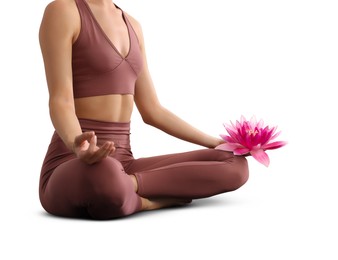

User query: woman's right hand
[72,131,116,164]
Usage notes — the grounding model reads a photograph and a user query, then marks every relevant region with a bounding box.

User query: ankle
[140,197,151,211]
[129,174,138,192]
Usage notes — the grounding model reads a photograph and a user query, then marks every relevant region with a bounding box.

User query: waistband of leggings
[78,118,131,134]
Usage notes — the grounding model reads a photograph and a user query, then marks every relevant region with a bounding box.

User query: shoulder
[40,0,79,39]
[43,0,75,12]
[42,0,78,23]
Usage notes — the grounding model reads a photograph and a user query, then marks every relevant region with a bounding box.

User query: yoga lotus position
[39,0,249,220]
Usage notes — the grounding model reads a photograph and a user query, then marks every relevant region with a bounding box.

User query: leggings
[39,119,249,220]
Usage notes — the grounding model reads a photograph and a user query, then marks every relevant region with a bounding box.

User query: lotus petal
[262,141,288,150]
[233,147,250,155]
[251,149,270,167]
[215,142,243,152]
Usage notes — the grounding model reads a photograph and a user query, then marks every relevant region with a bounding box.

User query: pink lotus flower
[215,116,287,167]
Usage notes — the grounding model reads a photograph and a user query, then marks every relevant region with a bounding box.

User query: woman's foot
[141,197,192,211]
[129,174,192,211]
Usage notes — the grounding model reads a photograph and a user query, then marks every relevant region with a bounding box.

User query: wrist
[214,140,225,148]
[70,142,76,154]
[205,136,224,149]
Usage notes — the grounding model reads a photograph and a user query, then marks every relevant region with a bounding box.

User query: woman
[39,0,249,220]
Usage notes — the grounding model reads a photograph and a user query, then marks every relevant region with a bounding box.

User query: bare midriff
[74,94,134,123]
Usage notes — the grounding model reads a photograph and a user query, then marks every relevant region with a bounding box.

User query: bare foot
[129,175,192,211]
[141,197,192,211]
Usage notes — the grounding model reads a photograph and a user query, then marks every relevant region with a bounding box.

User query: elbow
[48,96,75,117]
[140,105,164,127]
[141,113,156,126]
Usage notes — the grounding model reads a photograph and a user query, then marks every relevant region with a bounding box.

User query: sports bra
[72,0,143,98]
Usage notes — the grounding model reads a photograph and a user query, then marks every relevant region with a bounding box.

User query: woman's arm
[129,16,223,149]
[39,1,114,163]
[39,1,81,150]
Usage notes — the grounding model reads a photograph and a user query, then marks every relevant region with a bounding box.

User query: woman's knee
[85,158,141,218]
[229,156,249,190]
[82,158,130,204]
[201,149,249,190]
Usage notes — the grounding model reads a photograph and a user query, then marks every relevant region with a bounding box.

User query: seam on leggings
[126,153,180,173]
[138,161,226,173]
[132,161,226,196]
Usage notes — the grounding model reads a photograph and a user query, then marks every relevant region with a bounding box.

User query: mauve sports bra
[72,0,143,98]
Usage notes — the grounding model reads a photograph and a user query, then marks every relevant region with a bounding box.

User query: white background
[1,0,337,259]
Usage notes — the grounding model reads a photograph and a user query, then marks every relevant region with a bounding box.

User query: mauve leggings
[39,119,249,220]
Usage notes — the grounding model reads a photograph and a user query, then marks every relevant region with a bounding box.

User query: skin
[39,0,224,211]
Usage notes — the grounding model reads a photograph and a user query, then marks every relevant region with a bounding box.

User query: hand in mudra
[73,131,116,164]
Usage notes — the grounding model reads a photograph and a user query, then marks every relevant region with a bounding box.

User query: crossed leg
[126,148,249,210]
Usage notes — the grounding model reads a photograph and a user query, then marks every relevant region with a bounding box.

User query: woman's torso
[71,0,142,122]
